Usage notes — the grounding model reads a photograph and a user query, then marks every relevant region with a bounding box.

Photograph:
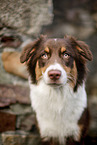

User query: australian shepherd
[20,35,92,145]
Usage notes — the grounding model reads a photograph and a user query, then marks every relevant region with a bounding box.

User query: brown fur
[20,35,92,90]
[20,35,92,145]
[35,60,50,81]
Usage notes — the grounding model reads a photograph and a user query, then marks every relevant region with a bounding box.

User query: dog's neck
[29,79,87,144]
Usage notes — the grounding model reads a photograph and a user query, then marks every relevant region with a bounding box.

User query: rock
[0,111,16,133]
[17,114,36,131]
[88,96,97,137]
[0,0,53,36]
[92,13,97,29]
[42,23,77,38]
[1,131,41,145]
[0,28,23,50]
[10,103,32,115]
[42,9,95,39]
[0,97,16,108]
[0,84,30,108]
[78,26,95,39]
[0,35,22,48]
[2,51,28,79]
[87,74,97,97]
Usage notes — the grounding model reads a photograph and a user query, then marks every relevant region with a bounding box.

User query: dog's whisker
[67,73,77,86]
[37,75,43,81]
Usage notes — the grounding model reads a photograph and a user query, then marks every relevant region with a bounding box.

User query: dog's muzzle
[43,63,67,86]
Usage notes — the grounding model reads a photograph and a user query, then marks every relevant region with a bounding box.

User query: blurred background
[0,0,97,145]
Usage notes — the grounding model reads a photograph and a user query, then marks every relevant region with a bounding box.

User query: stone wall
[0,0,53,36]
[0,0,97,144]
[0,0,53,144]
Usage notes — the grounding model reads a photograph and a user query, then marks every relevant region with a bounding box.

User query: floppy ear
[75,40,93,61]
[67,36,93,61]
[20,35,47,63]
[20,39,39,63]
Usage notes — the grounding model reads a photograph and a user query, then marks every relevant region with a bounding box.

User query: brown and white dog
[20,35,92,145]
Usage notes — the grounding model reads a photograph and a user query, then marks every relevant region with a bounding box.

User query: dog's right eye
[41,53,49,60]
[63,53,70,59]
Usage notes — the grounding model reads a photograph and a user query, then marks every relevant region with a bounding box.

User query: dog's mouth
[47,82,63,87]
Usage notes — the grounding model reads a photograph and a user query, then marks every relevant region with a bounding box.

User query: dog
[20,35,92,145]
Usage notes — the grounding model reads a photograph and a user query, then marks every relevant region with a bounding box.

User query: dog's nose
[48,70,61,80]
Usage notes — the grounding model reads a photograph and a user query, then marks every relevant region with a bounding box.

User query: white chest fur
[30,80,87,143]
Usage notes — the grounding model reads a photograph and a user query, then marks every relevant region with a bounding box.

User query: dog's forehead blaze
[35,60,49,81]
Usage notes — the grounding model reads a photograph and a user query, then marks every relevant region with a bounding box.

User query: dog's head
[20,35,92,91]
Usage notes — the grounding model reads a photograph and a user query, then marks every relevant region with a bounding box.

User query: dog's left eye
[63,53,70,59]
[41,53,48,60]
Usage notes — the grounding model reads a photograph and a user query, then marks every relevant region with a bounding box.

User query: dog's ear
[66,36,93,61]
[75,40,93,61]
[20,35,47,63]
[20,39,40,63]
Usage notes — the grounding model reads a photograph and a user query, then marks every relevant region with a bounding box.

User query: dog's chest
[30,81,87,142]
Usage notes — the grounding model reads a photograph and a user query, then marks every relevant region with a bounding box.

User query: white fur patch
[29,78,87,144]
[43,63,67,85]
